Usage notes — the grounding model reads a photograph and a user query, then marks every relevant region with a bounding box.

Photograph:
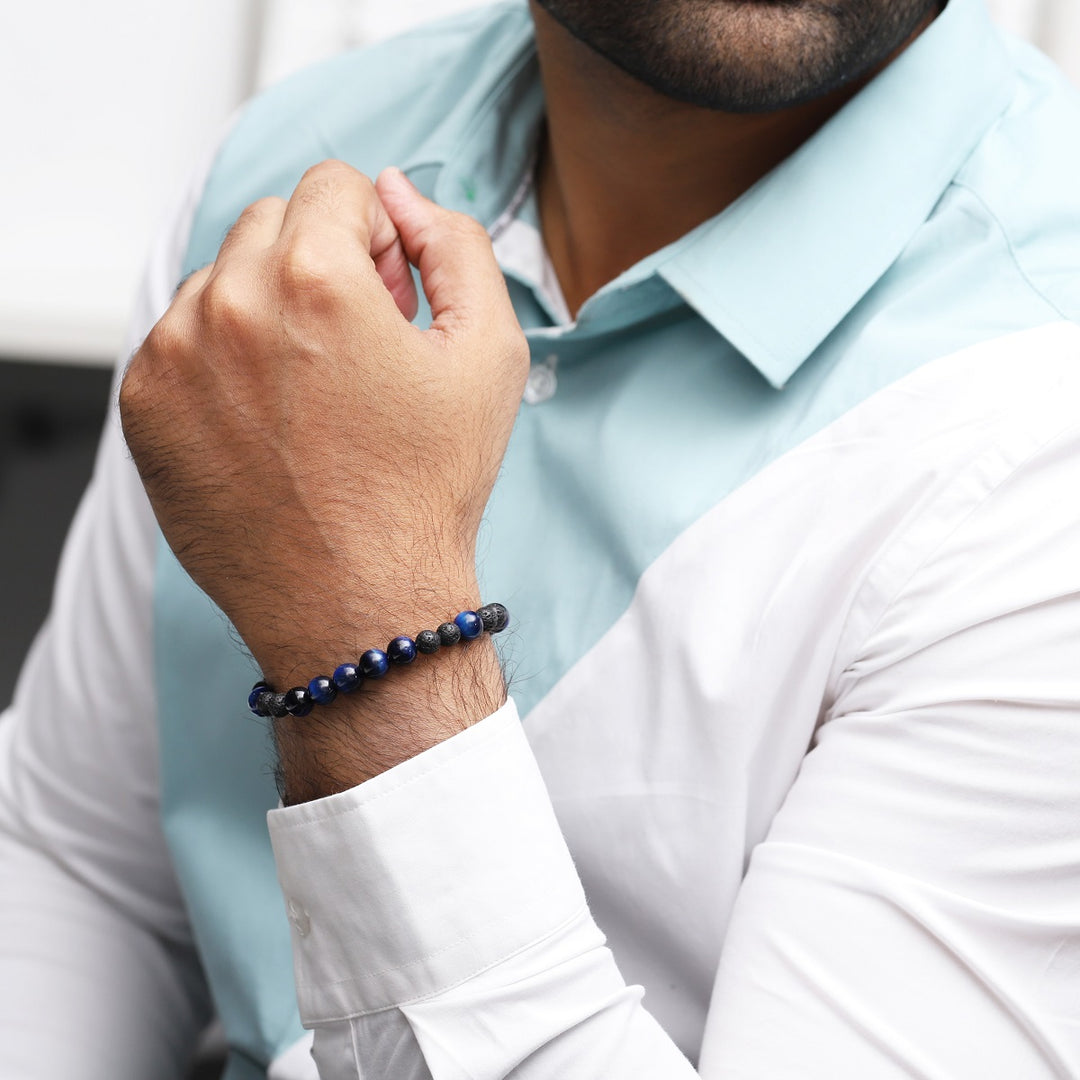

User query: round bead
[266,693,289,719]
[477,605,499,633]
[332,663,363,693]
[248,681,271,716]
[359,648,390,679]
[415,629,441,654]
[308,675,338,706]
[437,621,462,646]
[283,686,314,717]
[489,602,510,632]
[387,636,417,664]
[454,609,483,640]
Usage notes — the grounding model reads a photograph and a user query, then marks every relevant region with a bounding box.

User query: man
[2,0,1079,1076]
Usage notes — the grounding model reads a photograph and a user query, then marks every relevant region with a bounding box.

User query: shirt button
[524,354,558,405]
[287,897,311,938]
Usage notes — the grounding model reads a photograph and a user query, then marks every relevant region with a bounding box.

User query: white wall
[256,0,488,88]
[0,0,258,364]
[987,0,1080,83]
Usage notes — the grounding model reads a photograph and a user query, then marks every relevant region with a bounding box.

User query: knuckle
[251,194,286,216]
[233,195,284,231]
[450,212,490,243]
[142,312,185,363]
[304,158,354,183]
[298,160,371,206]
[220,201,271,255]
[509,327,530,359]
[276,239,338,299]
[501,326,530,367]
[198,274,253,333]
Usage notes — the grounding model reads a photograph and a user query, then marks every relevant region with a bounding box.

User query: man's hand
[120,161,528,800]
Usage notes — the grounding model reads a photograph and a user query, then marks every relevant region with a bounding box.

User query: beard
[532,0,942,113]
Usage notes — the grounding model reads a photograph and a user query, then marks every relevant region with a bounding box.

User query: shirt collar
[407,0,1016,388]
[659,0,1016,387]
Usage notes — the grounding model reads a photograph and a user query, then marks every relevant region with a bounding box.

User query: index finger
[280,159,417,320]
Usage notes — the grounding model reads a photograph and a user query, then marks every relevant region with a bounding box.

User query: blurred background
[0,0,1078,702]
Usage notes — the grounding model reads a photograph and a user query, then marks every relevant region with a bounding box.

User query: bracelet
[247,603,509,719]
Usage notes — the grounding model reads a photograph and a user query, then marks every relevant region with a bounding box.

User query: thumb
[375,167,513,337]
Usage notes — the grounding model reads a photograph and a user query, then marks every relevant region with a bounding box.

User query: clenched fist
[120,161,528,798]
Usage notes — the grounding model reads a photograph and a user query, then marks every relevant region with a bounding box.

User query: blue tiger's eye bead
[454,610,483,640]
[308,675,338,705]
[437,621,462,646]
[283,686,314,717]
[359,648,390,679]
[387,636,417,664]
[249,681,271,716]
[332,663,362,693]
[415,629,441,654]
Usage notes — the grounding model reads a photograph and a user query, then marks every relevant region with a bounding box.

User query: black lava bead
[488,603,510,632]
[265,693,289,719]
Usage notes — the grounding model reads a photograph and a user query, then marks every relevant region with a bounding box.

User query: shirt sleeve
[0,157,216,1079]
[268,700,700,1078]
[698,416,1080,1078]
[269,413,1080,1077]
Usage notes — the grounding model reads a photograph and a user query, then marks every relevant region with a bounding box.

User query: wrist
[260,592,507,804]
[273,638,506,804]
[244,564,482,688]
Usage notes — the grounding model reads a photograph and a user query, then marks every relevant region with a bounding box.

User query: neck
[531,2,929,317]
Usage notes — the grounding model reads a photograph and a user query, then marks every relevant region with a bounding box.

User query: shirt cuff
[267,699,591,1024]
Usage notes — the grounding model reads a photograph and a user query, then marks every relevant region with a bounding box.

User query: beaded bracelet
[248,603,509,719]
